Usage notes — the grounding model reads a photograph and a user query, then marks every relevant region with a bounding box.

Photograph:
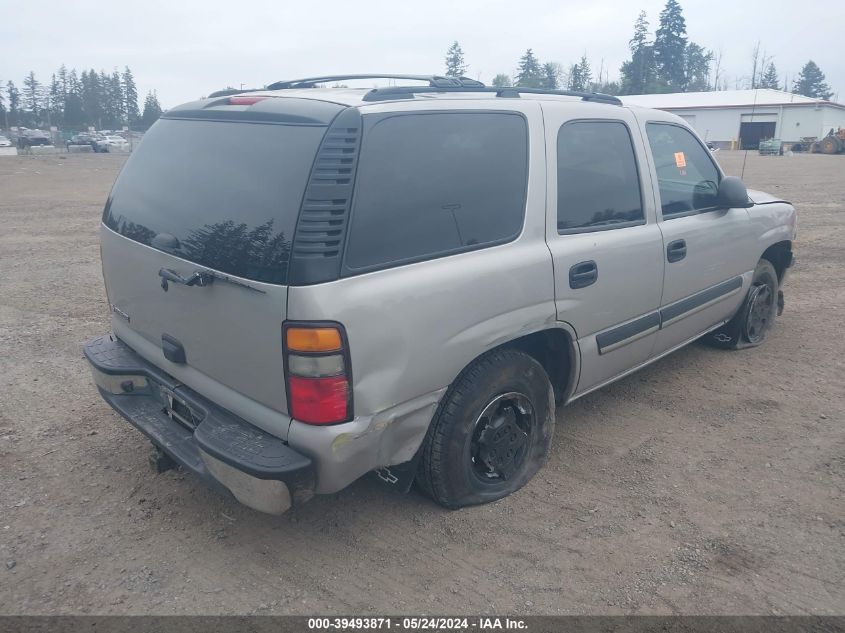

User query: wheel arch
[761,240,793,283]
[448,324,580,408]
[503,326,579,406]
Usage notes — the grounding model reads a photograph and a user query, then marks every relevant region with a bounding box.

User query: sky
[2,0,843,109]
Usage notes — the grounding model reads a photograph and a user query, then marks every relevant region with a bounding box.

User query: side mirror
[717,176,753,209]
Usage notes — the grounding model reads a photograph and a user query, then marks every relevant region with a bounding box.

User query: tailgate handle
[158,268,214,290]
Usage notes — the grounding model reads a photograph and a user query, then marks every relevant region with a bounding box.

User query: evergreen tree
[515,49,543,88]
[64,69,85,128]
[593,81,621,96]
[620,11,657,94]
[569,55,592,91]
[122,66,140,124]
[110,69,124,124]
[653,0,688,90]
[444,41,468,77]
[68,69,82,96]
[569,63,583,92]
[7,80,20,126]
[97,69,124,127]
[57,64,69,97]
[81,69,103,127]
[792,60,832,99]
[48,74,63,124]
[541,63,561,90]
[99,70,115,127]
[760,62,781,90]
[22,71,42,123]
[63,92,85,128]
[141,91,163,128]
[492,74,512,87]
[683,43,713,91]
[580,56,593,90]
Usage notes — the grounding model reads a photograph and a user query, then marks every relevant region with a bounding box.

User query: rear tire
[704,259,779,349]
[416,349,555,509]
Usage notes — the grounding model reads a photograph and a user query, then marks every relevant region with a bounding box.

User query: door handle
[667,239,687,263]
[569,260,598,289]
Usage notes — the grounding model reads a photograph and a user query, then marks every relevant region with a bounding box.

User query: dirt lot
[0,150,842,615]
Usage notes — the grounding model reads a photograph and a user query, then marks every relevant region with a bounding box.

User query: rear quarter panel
[287,100,556,418]
[287,240,556,418]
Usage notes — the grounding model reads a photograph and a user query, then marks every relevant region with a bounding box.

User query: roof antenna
[740,88,759,180]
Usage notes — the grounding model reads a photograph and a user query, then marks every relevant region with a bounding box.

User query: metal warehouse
[623,89,845,149]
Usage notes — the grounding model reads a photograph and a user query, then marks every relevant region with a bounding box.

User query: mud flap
[705,280,782,350]
[371,451,423,494]
[705,296,761,350]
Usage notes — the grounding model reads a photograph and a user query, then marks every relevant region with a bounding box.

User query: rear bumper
[84,335,315,515]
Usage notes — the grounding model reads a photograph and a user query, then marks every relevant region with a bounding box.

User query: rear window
[103,118,324,284]
[343,112,528,271]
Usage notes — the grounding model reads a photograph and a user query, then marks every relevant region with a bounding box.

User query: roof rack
[266,74,485,90]
[219,75,621,106]
[360,85,622,105]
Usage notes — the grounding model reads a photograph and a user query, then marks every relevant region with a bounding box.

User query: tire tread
[417,348,551,509]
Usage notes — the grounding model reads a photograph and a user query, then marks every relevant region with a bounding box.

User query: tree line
[444,0,835,100]
[0,65,164,131]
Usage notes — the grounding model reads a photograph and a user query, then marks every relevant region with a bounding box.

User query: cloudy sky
[3,0,843,108]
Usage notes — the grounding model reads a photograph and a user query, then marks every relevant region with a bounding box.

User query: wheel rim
[745,282,774,344]
[469,392,534,483]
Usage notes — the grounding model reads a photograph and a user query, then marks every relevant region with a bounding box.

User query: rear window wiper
[158,268,266,294]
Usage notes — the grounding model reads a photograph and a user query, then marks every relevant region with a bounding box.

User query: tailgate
[100,117,326,439]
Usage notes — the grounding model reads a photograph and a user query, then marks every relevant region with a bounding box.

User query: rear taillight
[283,323,352,425]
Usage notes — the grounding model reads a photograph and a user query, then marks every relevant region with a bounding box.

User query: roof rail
[221,75,621,105]
[361,85,622,105]
[266,74,484,90]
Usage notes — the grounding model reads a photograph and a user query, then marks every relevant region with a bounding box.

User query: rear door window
[557,120,644,232]
[645,122,721,218]
[103,118,325,284]
[344,112,528,271]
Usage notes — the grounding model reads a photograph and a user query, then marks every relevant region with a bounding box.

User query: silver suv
[85,75,796,515]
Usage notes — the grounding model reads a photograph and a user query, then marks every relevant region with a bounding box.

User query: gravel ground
[0,150,842,615]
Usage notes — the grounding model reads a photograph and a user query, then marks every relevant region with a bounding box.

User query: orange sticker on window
[674,151,686,168]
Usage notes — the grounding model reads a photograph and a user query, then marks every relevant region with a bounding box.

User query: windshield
[103,118,324,285]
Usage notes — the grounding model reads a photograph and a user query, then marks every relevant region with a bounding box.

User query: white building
[622,89,845,149]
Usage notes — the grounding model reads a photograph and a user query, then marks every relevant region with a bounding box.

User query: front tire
[705,259,779,349]
[416,349,555,509]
